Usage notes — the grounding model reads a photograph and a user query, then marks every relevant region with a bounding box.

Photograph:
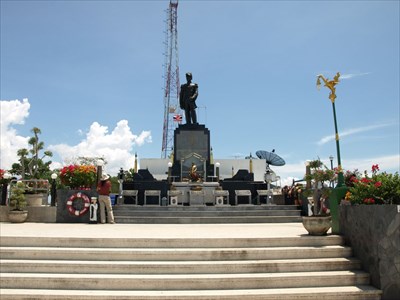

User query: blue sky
[1,0,399,184]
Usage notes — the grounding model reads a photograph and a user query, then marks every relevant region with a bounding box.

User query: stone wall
[339,205,400,300]
[0,206,56,222]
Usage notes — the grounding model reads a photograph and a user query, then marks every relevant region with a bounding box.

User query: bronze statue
[180,72,198,124]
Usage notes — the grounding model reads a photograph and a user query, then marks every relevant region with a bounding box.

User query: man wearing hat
[96,174,115,224]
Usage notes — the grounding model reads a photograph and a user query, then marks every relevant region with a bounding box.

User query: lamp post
[50,173,57,206]
[329,155,334,187]
[167,162,173,184]
[316,72,345,187]
[305,160,311,190]
[215,162,220,182]
[249,153,253,174]
[96,159,104,184]
[264,169,276,205]
[117,168,124,205]
[1,173,11,206]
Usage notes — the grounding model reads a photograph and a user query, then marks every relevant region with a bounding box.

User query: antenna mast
[162,0,181,158]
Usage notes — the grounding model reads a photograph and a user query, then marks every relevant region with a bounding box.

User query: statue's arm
[191,84,198,101]
[179,85,185,108]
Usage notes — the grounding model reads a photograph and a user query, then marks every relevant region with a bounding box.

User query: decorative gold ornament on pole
[316,72,345,187]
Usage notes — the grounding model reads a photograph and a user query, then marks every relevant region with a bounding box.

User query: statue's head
[186,72,192,80]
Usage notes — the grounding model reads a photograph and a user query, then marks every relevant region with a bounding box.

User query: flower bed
[60,165,97,189]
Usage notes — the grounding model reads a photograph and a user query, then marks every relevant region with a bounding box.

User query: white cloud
[49,120,152,175]
[340,72,371,80]
[343,154,400,175]
[0,99,30,169]
[317,122,395,146]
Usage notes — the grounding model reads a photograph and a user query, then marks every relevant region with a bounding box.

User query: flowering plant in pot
[60,165,97,189]
[302,159,336,235]
[304,159,336,216]
[343,164,400,205]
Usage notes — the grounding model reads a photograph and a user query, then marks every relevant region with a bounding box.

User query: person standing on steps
[179,72,199,125]
[96,174,115,224]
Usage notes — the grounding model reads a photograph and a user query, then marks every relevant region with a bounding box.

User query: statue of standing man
[179,72,199,125]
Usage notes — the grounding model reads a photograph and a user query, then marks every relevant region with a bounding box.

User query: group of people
[282,184,330,216]
[281,184,304,206]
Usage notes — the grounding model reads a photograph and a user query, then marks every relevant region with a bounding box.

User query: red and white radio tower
[161,0,181,158]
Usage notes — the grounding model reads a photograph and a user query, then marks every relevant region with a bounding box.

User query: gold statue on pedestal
[189,162,201,182]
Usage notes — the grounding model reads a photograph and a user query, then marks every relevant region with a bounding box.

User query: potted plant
[9,127,53,206]
[8,181,28,223]
[23,179,50,206]
[302,159,335,235]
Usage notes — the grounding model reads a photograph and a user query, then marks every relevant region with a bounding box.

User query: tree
[10,127,53,179]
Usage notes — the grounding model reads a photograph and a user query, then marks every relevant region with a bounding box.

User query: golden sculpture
[189,162,201,182]
[317,72,340,103]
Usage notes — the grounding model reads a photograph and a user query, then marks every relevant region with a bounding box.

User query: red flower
[372,164,379,173]
[363,198,375,204]
[374,181,382,188]
[350,176,358,183]
[361,178,371,184]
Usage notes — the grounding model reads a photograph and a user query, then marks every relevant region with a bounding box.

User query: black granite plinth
[56,189,98,223]
[173,124,212,181]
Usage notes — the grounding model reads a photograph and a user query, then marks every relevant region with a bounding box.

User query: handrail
[9,179,50,193]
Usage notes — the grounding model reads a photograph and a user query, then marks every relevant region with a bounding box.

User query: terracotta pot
[8,210,28,223]
[302,216,332,235]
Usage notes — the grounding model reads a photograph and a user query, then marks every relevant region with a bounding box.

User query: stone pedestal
[171,182,219,205]
[172,124,213,181]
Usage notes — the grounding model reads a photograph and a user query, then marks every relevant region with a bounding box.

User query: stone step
[0,225,382,300]
[114,215,303,224]
[113,205,299,211]
[0,235,345,248]
[0,245,352,261]
[0,257,362,274]
[0,286,382,300]
[112,205,302,224]
[114,209,301,216]
[0,270,371,290]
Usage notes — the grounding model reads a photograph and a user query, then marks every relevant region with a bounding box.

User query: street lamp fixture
[96,159,104,183]
[167,162,173,184]
[316,72,345,187]
[117,168,124,205]
[264,169,276,205]
[1,173,11,206]
[215,162,220,182]
[50,173,58,206]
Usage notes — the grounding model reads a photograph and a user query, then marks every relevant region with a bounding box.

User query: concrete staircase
[0,234,382,299]
[113,205,302,224]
